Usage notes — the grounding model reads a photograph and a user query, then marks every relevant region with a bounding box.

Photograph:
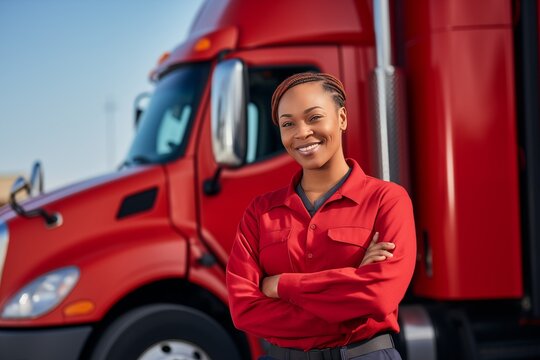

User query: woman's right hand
[360,232,396,266]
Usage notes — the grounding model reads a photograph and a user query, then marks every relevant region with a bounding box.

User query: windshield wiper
[119,155,153,169]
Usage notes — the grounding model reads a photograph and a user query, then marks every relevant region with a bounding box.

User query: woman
[226,72,416,360]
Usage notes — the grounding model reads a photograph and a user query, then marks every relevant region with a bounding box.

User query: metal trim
[400,305,437,360]
[374,0,392,69]
[371,0,410,189]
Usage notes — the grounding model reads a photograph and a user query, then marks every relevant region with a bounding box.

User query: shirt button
[309,224,316,230]
[307,253,313,259]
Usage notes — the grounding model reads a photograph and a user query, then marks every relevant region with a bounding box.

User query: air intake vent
[116,187,158,219]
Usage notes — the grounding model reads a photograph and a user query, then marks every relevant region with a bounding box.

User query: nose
[294,123,314,139]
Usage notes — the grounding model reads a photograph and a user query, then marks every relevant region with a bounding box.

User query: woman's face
[277,82,347,170]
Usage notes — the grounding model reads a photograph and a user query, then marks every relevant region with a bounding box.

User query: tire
[90,304,241,360]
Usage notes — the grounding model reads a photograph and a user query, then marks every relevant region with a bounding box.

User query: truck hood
[0,166,160,221]
[0,165,170,307]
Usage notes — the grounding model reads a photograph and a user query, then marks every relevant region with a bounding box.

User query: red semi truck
[1,0,540,359]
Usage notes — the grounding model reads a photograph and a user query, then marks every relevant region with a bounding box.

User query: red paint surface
[404,0,522,298]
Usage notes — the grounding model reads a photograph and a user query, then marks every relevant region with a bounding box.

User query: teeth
[298,143,320,152]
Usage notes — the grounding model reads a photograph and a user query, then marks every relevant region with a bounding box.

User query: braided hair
[271,72,346,126]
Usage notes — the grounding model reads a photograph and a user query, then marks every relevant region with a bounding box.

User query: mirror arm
[203,167,223,196]
[29,161,44,195]
[216,49,230,62]
[134,92,151,129]
[9,181,30,218]
[9,177,60,227]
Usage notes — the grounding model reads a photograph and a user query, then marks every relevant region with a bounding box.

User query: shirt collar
[331,158,366,205]
[268,158,367,212]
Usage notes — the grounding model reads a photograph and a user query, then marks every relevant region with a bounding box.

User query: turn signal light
[63,300,95,317]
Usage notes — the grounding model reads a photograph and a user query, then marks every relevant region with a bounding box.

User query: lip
[295,141,322,156]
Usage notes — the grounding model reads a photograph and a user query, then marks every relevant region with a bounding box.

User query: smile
[296,142,322,155]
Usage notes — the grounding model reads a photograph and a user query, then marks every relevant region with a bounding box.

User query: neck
[300,152,349,193]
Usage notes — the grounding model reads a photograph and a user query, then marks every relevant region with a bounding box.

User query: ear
[338,107,347,131]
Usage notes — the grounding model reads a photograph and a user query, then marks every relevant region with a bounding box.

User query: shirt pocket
[259,228,291,251]
[326,227,373,267]
[259,229,293,275]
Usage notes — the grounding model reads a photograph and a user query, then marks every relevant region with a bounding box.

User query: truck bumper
[0,325,92,359]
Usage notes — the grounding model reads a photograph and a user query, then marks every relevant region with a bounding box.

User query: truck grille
[0,221,8,287]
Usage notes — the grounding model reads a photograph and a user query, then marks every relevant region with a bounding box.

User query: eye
[281,121,293,128]
[310,115,323,122]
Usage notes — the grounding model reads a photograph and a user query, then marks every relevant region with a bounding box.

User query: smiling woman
[273,73,348,177]
[226,72,416,360]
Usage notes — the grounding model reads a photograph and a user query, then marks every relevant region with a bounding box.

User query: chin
[293,155,329,170]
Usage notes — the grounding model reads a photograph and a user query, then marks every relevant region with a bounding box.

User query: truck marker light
[195,37,211,52]
[1,266,79,319]
[63,300,95,317]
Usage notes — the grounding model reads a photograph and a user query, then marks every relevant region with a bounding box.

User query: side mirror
[134,92,151,129]
[211,59,247,168]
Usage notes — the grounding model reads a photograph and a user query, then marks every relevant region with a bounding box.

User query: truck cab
[1,0,540,359]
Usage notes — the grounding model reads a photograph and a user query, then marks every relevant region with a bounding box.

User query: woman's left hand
[261,275,281,298]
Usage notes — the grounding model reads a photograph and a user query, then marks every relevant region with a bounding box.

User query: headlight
[2,266,79,319]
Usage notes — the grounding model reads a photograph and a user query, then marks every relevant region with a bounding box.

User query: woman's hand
[261,275,281,298]
[360,232,395,266]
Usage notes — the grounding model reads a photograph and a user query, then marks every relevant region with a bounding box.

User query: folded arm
[277,194,416,324]
[226,198,344,339]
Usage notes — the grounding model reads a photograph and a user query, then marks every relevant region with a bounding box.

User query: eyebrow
[279,106,324,119]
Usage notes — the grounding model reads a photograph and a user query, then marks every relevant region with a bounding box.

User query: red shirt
[226,158,416,350]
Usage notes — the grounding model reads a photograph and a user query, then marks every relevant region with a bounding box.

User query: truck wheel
[90,304,241,360]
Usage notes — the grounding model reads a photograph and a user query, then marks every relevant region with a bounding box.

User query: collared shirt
[226,158,416,351]
[296,166,352,217]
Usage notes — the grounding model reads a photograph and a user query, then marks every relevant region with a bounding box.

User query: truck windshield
[124,63,210,166]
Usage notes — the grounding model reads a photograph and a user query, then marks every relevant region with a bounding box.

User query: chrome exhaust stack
[371,0,410,190]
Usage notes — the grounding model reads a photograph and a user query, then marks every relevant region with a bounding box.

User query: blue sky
[0,0,204,190]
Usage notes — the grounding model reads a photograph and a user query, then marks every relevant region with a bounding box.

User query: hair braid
[271,72,346,125]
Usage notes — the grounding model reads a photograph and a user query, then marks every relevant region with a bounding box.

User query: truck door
[195,47,341,263]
